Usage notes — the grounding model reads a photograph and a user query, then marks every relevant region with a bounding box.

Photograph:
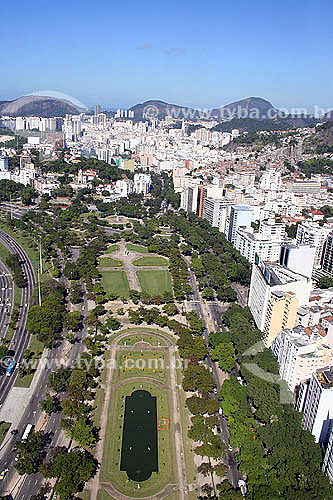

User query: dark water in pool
[120,389,158,481]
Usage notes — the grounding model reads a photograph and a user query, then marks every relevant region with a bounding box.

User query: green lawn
[110,328,176,347]
[0,422,11,446]
[113,350,167,384]
[125,243,149,254]
[119,334,167,347]
[136,270,172,296]
[101,270,130,297]
[103,244,119,254]
[80,491,91,500]
[97,490,115,500]
[98,257,122,267]
[133,256,168,267]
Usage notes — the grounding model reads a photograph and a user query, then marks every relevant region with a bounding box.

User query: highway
[0,259,14,341]
[0,203,36,220]
[0,277,89,499]
[0,229,36,404]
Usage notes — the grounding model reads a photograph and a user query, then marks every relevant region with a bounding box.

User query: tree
[162,303,179,316]
[202,287,215,300]
[66,311,82,331]
[40,393,59,415]
[186,396,219,415]
[210,342,235,372]
[48,367,71,393]
[61,417,98,448]
[14,430,48,475]
[318,276,333,289]
[63,262,80,280]
[182,364,216,393]
[105,316,121,331]
[41,449,96,499]
[197,462,213,477]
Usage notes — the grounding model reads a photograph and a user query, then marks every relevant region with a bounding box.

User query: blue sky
[1,0,332,111]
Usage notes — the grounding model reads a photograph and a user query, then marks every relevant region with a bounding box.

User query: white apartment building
[279,243,316,278]
[235,219,285,264]
[321,234,333,276]
[134,173,151,195]
[225,205,254,244]
[295,368,333,445]
[271,326,333,392]
[323,427,333,483]
[296,221,331,267]
[202,198,232,232]
[115,179,134,198]
[260,170,282,191]
[248,258,312,346]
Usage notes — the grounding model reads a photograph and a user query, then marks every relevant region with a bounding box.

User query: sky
[1,0,332,112]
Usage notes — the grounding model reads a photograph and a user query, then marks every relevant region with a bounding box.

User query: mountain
[130,97,277,121]
[303,121,333,153]
[212,116,318,134]
[129,100,197,120]
[211,97,277,120]
[323,109,333,120]
[0,95,87,117]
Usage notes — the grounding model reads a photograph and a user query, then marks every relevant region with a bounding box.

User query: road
[0,277,89,499]
[0,259,14,340]
[184,257,242,488]
[0,203,36,219]
[0,229,35,404]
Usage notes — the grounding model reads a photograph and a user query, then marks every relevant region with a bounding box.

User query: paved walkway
[102,482,178,499]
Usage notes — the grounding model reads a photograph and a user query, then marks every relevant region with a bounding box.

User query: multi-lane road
[0,259,14,340]
[0,229,36,404]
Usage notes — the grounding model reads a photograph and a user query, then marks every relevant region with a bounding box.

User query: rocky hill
[0,95,87,117]
[130,97,278,121]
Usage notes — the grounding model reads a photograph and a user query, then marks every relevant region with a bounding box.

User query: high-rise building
[280,243,316,278]
[134,173,151,195]
[271,326,332,391]
[225,205,254,244]
[235,219,285,264]
[321,233,333,276]
[291,180,321,194]
[295,368,333,445]
[260,170,282,191]
[296,221,331,268]
[248,257,312,346]
[323,427,333,483]
[202,198,232,232]
[94,104,101,115]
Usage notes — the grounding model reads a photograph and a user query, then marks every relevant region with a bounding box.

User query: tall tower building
[248,257,312,346]
[226,205,254,244]
[94,104,101,115]
[321,233,333,276]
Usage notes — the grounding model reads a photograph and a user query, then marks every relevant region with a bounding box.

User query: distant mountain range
[0,95,87,117]
[130,97,277,120]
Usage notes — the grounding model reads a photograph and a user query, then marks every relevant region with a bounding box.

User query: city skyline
[1,0,332,112]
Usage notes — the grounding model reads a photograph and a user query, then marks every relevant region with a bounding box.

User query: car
[0,469,8,480]
[10,429,18,435]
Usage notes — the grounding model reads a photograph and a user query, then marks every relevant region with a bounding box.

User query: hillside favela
[0,1,333,500]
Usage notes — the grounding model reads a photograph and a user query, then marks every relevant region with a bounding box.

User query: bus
[6,360,15,376]
[22,424,33,441]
